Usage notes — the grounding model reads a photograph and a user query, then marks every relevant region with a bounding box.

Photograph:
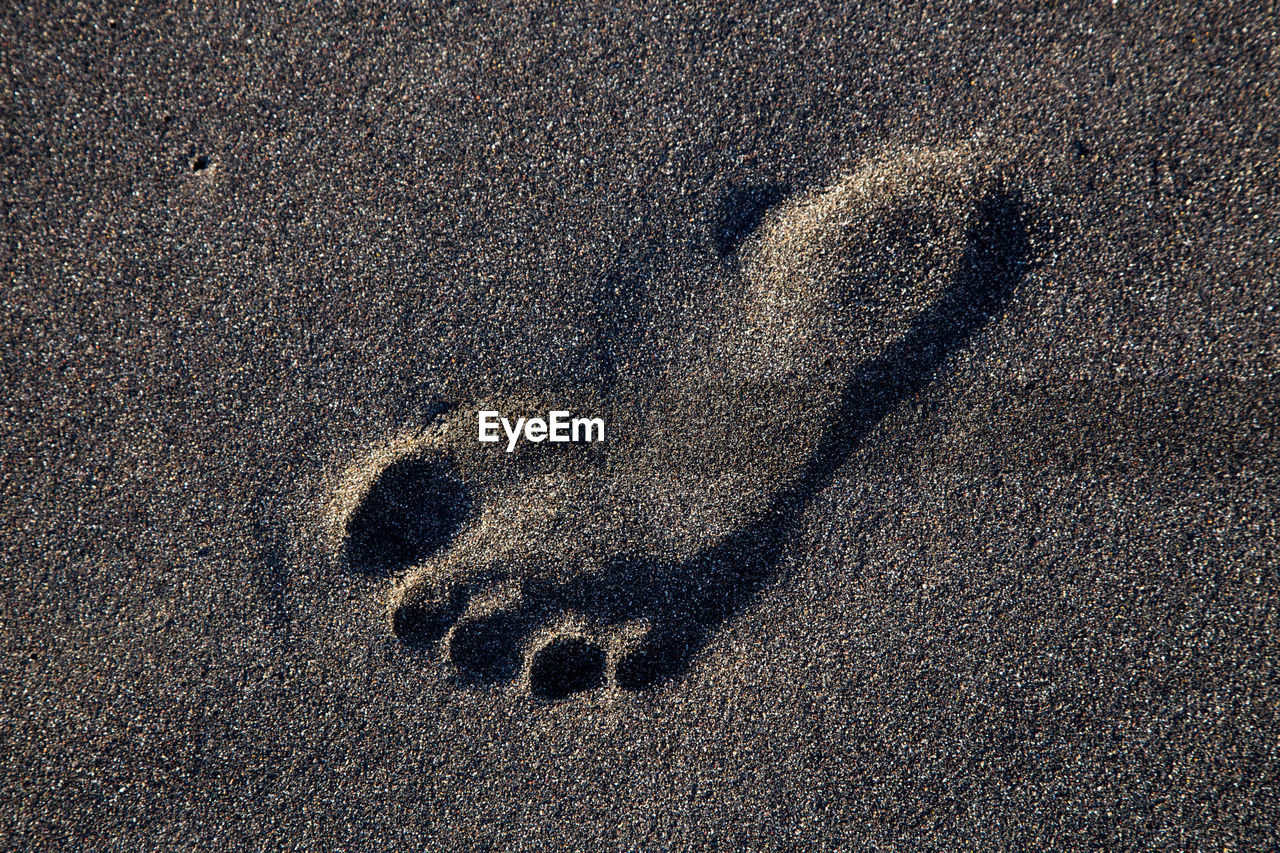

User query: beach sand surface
[3,2,1278,849]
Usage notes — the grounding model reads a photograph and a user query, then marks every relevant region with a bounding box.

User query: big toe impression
[339,447,471,576]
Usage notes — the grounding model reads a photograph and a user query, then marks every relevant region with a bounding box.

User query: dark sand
[3,2,1278,849]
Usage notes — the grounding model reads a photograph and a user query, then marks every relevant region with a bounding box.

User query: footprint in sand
[327,145,1030,700]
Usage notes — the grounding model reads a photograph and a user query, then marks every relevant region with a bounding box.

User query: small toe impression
[345,454,470,576]
[528,637,607,700]
[392,590,466,651]
[447,611,530,682]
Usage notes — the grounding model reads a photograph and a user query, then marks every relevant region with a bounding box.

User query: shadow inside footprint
[591,188,1032,689]
[344,456,471,576]
[528,638,607,700]
[392,584,469,651]
[447,607,539,682]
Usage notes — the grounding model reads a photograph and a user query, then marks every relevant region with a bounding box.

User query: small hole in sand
[190,154,210,173]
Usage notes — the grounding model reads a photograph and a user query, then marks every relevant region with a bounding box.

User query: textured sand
[3,2,1278,849]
